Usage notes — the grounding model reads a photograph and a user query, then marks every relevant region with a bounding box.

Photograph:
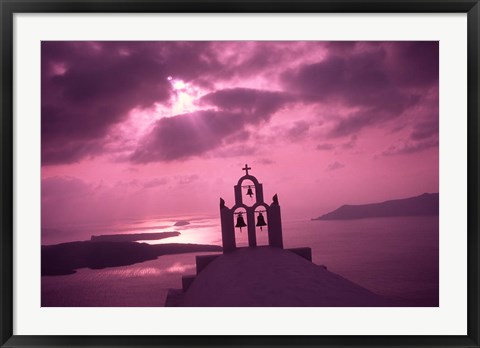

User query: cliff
[90,231,179,242]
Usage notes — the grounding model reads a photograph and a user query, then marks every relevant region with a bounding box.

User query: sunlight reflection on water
[101,216,221,245]
[99,263,196,278]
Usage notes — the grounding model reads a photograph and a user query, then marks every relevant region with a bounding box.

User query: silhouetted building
[220,164,283,252]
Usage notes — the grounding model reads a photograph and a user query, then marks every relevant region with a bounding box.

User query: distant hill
[313,193,439,220]
[174,220,190,227]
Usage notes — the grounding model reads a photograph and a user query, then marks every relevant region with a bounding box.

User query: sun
[166,76,199,114]
[173,80,186,90]
[167,76,186,90]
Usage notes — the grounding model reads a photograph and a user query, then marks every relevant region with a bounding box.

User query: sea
[41,215,439,307]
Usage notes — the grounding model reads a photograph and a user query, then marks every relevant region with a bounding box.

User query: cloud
[282,42,437,138]
[326,161,345,171]
[256,158,275,165]
[200,87,290,119]
[143,178,169,189]
[41,41,439,166]
[382,138,438,156]
[410,119,439,141]
[225,42,287,77]
[387,41,439,88]
[131,88,289,163]
[315,136,356,152]
[341,135,358,149]
[285,120,310,140]
[283,49,404,108]
[41,137,105,165]
[175,175,199,185]
[130,110,246,163]
[324,41,358,54]
[317,143,335,151]
[114,179,140,188]
[223,130,251,144]
[41,41,222,165]
[328,108,407,138]
[207,41,326,82]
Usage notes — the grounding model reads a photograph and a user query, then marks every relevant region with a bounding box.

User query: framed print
[1,1,479,347]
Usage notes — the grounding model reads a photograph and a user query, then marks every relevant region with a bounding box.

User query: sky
[41,41,439,228]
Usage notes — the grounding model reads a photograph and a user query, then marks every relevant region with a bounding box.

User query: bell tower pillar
[246,210,257,247]
[220,199,236,252]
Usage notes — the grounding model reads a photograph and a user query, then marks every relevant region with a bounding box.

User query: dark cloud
[328,110,377,138]
[324,41,358,55]
[326,161,345,171]
[200,88,290,119]
[42,41,222,165]
[282,42,437,138]
[113,179,140,188]
[208,42,311,81]
[256,158,275,165]
[41,41,438,165]
[235,43,283,76]
[341,135,357,149]
[388,42,439,88]
[130,110,246,163]
[286,120,310,140]
[129,88,290,163]
[316,135,357,151]
[42,138,105,165]
[223,130,251,144]
[143,178,169,189]
[410,118,439,141]
[283,49,400,107]
[316,143,335,151]
[410,113,439,140]
[382,138,439,156]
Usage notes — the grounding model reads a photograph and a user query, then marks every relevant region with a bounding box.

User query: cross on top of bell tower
[242,164,251,176]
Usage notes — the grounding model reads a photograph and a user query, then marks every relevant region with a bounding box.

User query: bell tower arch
[220,164,283,253]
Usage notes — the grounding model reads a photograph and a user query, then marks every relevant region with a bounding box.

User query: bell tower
[220,164,283,253]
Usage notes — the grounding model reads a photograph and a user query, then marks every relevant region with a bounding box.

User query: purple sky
[41,41,438,228]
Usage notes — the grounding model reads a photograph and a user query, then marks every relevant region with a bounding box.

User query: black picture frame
[1,1,479,347]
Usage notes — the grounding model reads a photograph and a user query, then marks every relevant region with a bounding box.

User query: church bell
[256,212,267,230]
[246,186,254,198]
[235,213,247,231]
